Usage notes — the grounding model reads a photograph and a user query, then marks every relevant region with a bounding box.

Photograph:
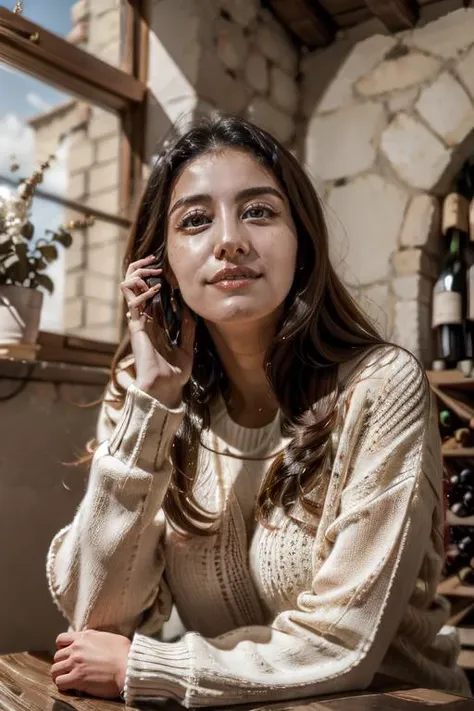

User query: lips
[208,266,261,284]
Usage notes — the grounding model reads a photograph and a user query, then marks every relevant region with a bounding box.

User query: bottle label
[432,291,462,327]
[469,266,474,320]
[443,193,469,234]
[470,199,474,241]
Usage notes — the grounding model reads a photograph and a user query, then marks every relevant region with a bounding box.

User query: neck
[206,316,279,425]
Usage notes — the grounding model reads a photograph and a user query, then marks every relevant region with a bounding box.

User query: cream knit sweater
[47,346,470,707]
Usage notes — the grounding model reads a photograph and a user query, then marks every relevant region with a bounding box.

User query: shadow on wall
[0,376,103,654]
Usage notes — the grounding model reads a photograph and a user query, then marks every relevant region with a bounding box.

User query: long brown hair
[109,114,386,535]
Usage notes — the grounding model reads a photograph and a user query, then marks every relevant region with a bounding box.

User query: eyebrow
[168,185,285,217]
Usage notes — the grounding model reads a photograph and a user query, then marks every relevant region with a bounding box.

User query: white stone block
[327,174,408,286]
[88,9,121,50]
[216,19,248,71]
[245,52,268,94]
[69,140,95,172]
[387,87,419,114]
[247,97,294,144]
[221,0,259,28]
[356,53,440,96]
[89,162,120,193]
[392,248,438,279]
[400,194,440,253]
[404,8,474,59]
[393,299,432,364]
[67,171,87,200]
[351,282,393,338]
[306,102,386,182]
[393,274,432,305]
[315,34,396,113]
[96,134,120,163]
[270,66,298,114]
[255,24,297,74]
[380,114,451,190]
[457,46,474,101]
[198,50,248,114]
[71,0,89,24]
[88,109,119,140]
[415,72,474,147]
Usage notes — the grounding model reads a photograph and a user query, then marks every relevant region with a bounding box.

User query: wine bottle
[444,545,471,577]
[450,487,474,517]
[432,189,469,368]
[458,566,474,585]
[450,468,474,488]
[461,159,474,365]
[439,408,464,437]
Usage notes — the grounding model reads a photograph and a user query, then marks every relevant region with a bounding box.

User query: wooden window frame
[0,1,149,355]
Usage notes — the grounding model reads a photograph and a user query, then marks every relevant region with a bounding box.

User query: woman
[47,115,469,707]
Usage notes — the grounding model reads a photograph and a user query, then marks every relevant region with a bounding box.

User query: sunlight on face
[166,148,298,327]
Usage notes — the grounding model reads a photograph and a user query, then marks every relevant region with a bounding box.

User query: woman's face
[166,148,298,327]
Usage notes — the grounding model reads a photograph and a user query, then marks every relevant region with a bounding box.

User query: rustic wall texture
[302,5,474,364]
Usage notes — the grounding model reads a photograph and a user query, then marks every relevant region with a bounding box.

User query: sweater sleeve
[124,352,442,708]
[46,381,184,638]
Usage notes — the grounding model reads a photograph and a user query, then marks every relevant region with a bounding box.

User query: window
[0,1,148,344]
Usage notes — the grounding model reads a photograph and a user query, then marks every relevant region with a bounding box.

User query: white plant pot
[0,284,43,345]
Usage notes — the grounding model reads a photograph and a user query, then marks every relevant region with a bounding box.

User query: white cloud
[26,92,51,112]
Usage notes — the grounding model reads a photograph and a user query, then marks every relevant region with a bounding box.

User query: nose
[213,219,250,261]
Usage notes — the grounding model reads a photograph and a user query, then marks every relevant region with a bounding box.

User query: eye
[178,210,211,230]
[243,203,276,220]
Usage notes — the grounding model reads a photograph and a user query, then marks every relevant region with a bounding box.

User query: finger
[128,284,161,313]
[120,276,149,296]
[55,672,82,693]
[54,647,71,663]
[126,255,158,277]
[56,632,76,648]
[130,267,162,280]
[51,659,72,682]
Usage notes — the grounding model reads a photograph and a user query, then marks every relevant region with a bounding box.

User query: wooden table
[1,652,474,711]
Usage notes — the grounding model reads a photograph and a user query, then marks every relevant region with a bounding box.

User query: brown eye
[243,204,275,220]
[178,211,211,230]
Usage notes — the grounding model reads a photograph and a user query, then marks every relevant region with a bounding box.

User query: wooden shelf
[438,576,474,598]
[447,511,474,526]
[428,370,474,390]
[442,448,474,458]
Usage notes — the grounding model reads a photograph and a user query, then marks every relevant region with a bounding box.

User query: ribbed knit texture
[47,347,470,708]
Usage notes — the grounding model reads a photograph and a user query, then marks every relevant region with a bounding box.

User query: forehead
[170,148,279,200]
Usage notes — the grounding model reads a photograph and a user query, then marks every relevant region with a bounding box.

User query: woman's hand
[120,255,196,407]
[51,630,131,699]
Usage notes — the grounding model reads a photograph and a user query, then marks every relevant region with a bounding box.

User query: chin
[200,301,280,326]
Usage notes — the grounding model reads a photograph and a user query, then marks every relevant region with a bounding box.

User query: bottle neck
[449,229,464,257]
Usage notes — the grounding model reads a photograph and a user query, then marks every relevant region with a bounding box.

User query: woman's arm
[123,351,454,707]
[46,378,184,638]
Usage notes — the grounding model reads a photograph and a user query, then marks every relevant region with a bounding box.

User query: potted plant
[0,155,92,355]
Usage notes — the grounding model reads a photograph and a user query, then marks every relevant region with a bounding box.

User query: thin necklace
[199,437,286,461]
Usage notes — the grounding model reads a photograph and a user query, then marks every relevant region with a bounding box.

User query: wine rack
[429,369,474,672]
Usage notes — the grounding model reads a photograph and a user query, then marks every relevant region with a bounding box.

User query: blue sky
[0,1,74,118]
[0,1,78,331]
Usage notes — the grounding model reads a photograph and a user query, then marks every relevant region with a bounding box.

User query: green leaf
[38,244,58,263]
[52,229,73,248]
[21,221,35,240]
[35,272,54,294]
[29,256,47,273]
[14,242,28,261]
[0,241,13,255]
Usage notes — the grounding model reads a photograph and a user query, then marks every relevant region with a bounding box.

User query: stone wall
[63,0,124,343]
[301,6,474,365]
[146,0,300,160]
